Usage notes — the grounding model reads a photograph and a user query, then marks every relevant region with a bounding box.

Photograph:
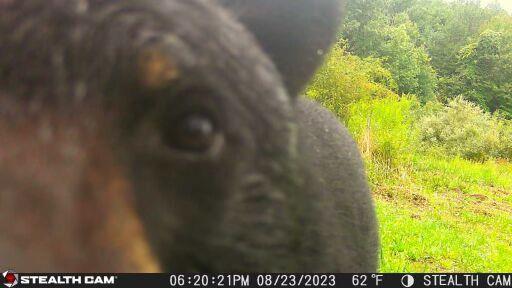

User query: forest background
[306,0,512,271]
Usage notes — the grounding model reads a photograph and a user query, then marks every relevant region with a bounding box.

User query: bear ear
[218,0,344,97]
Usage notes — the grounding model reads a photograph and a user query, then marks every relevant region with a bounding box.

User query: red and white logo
[2,271,18,288]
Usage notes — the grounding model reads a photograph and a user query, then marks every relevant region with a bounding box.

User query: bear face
[0,0,378,273]
[0,0,296,272]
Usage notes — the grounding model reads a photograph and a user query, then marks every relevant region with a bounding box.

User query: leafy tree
[407,0,501,104]
[342,0,390,56]
[454,29,512,117]
[377,13,437,102]
[342,1,437,102]
[307,44,397,119]
[431,1,496,74]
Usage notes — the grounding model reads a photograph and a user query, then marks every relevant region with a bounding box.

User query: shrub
[498,120,512,159]
[418,96,512,161]
[306,44,398,120]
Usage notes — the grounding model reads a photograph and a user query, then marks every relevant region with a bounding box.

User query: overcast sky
[479,0,512,13]
[445,0,512,13]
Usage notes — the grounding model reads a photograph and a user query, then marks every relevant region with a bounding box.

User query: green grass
[371,155,512,272]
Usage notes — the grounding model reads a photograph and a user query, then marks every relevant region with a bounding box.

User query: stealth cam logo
[2,271,18,287]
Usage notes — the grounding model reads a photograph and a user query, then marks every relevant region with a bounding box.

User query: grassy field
[371,155,512,272]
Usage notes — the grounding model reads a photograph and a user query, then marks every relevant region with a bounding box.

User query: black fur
[218,0,344,96]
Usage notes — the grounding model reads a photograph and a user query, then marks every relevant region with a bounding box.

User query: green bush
[306,44,397,120]
[498,120,512,159]
[418,96,512,161]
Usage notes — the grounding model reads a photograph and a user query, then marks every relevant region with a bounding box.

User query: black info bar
[1,273,511,288]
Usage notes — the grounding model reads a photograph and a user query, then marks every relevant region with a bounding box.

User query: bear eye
[162,112,217,153]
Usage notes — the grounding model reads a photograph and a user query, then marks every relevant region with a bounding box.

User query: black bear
[0,0,378,272]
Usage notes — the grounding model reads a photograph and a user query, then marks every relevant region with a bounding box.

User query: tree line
[307,0,512,162]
